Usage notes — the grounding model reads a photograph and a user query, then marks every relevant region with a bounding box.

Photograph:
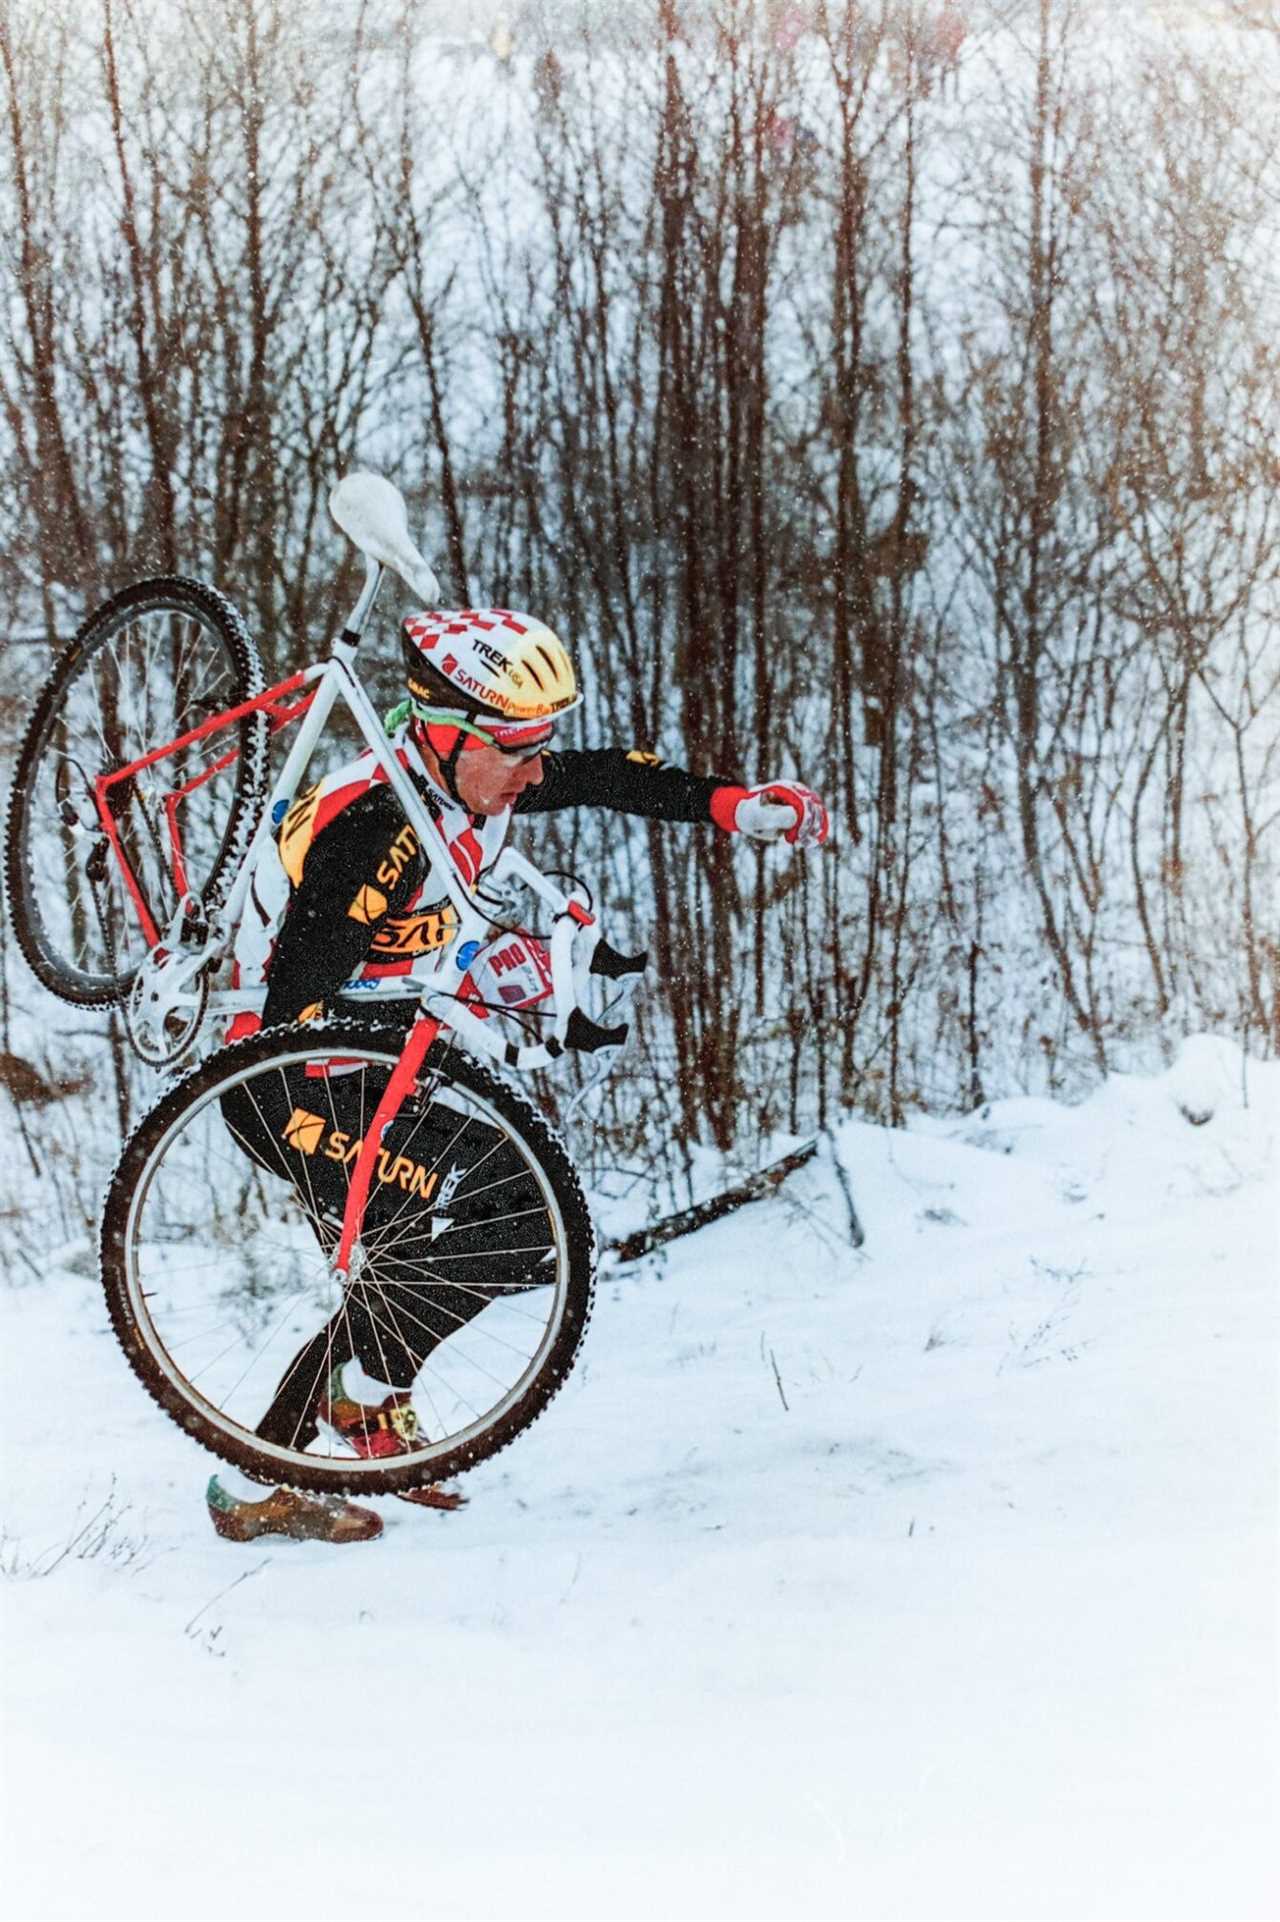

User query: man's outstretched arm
[516,747,829,846]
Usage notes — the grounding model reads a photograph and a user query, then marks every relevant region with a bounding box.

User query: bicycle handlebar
[421,921,649,1074]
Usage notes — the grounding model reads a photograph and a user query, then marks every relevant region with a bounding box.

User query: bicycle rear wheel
[100,1023,596,1493]
[4,577,267,1006]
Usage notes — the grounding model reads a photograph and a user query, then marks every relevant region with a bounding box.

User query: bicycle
[4,474,646,1496]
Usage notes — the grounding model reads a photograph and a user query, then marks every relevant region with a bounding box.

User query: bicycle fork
[331,1010,441,1281]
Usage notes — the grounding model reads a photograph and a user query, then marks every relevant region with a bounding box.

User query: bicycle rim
[109,1036,586,1489]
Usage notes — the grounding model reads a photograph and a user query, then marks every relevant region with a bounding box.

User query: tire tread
[4,576,267,1006]
[100,1022,596,1493]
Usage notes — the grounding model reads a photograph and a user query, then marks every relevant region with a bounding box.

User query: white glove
[731,783,830,848]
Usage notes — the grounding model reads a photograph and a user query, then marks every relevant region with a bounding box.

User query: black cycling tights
[219,1062,544,1453]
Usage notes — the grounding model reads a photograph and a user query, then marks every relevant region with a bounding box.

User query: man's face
[451,741,545,816]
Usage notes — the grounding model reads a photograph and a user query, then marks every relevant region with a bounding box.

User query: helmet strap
[437,727,467,807]
[413,718,468,806]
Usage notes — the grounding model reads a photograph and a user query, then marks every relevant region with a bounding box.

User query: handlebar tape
[588,940,648,981]
[564,1008,629,1053]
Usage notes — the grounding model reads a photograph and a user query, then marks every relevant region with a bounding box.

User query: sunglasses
[409,702,555,762]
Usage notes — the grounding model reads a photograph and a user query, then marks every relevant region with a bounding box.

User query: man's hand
[713,782,831,848]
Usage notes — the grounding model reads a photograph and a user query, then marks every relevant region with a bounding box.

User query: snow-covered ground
[1,1035,1275,1922]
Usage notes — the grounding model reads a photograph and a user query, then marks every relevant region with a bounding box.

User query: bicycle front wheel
[4,577,267,1005]
[100,1024,597,1493]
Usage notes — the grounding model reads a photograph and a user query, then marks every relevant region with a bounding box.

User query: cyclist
[208,607,829,1545]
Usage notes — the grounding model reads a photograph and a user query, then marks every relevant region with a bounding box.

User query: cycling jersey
[231,730,726,1032]
[224,728,730,1442]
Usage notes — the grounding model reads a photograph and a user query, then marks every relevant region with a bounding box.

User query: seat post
[338,558,384,651]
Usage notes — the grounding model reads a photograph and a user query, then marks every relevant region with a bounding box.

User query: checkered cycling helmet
[400,608,580,730]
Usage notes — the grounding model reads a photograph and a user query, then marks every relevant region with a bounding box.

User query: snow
[1,1036,1276,1921]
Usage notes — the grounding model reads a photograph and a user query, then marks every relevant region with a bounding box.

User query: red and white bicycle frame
[100,546,640,1284]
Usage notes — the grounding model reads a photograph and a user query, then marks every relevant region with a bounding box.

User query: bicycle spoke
[11,590,258,998]
[111,1028,589,1488]
[351,1290,491,1432]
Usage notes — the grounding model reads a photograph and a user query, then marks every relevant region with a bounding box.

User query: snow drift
[0,1035,1275,1921]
